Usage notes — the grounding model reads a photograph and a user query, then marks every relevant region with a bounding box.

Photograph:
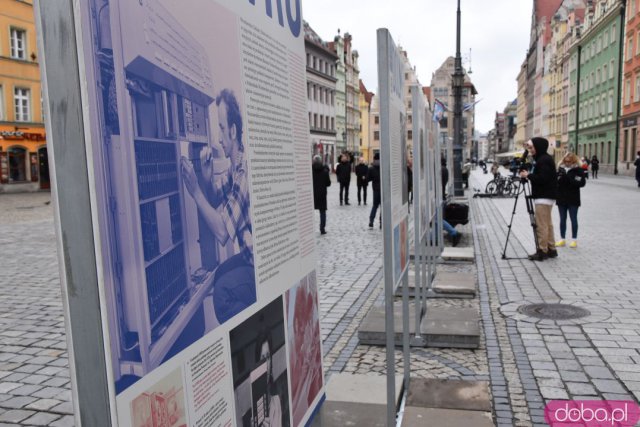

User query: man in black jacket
[367,153,381,228]
[520,137,558,261]
[336,154,351,205]
[312,155,331,235]
[355,159,369,205]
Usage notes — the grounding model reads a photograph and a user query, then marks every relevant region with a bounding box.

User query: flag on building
[433,98,446,123]
[463,99,482,112]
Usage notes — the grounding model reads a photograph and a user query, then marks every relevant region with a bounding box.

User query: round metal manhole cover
[517,303,591,320]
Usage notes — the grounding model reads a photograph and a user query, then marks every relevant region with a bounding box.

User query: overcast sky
[301,0,533,133]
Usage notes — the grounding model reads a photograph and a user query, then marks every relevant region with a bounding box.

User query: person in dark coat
[355,159,369,205]
[635,151,640,187]
[520,137,558,261]
[590,155,600,179]
[407,158,413,205]
[336,154,351,205]
[441,158,449,199]
[555,153,586,249]
[312,155,331,235]
[367,153,381,228]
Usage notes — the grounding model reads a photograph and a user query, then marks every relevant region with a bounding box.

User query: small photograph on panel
[230,297,291,427]
[286,272,323,427]
[130,368,187,427]
[81,0,257,393]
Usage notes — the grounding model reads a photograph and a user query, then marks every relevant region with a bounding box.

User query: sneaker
[569,241,577,248]
[320,230,327,235]
[555,239,566,247]
[547,249,558,258]
[369,222,373,228]
[452,233,461,247]
[345,202,351,206]
[528,250,547,261]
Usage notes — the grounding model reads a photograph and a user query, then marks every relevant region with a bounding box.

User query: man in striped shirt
[181,89,255,322]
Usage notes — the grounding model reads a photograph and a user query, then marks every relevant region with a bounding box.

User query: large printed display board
[378,30,409,288]
[72,0,323,425]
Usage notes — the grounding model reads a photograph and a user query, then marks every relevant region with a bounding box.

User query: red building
[621,0,640,175]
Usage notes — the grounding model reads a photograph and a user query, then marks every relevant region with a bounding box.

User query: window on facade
[10,28,26,60]
[612,24,616,44]
[625,79,632,105]
[313,85,317,101]
[602,95,606,115]
[313,113,318,128]
[591,72,595,88]
[609,91,614,113]
[0,85,4,121]
[604,31,609,46]
[628,38,634,61]
[308,113,312,127]
[14,88,30,122]
[374,115,379,125]
[597,68,601,85]
[8,147,27,182]
[374,131,380,141]
[610,59,615,79]
[595,98,599,117]
[603,64,608,82]
[635,75,640,103]
[408,130,412,140]
[331,117,335,130]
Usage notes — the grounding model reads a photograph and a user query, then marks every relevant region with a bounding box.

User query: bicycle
[485,174,519,197]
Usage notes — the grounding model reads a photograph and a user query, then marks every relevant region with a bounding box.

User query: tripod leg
[501,183,523,259]
[524,182,541,252]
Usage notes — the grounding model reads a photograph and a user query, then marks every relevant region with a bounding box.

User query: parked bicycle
[485,174,519,197]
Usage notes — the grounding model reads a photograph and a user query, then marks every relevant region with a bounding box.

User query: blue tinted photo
[80,0,256,393]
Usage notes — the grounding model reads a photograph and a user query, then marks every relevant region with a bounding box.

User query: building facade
[330,32,360,160]
[0,0,49,193]
[620,0,640,176]
[516,62,528,149]
[304,22,339,170]
[358,80,374,163]
[429,57,477,161]
[569,0,623,173]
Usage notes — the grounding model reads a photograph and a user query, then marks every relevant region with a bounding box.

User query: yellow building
[0,0,49,192]
[359,80,374,163]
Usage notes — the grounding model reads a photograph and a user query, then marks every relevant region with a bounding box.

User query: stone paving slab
[324,373,403,405]
[310,401,387,427]
[358,304,480,349]
[432,272,476,296]
[405,378,492,411]
[401,407,494,427]
[441,247,475,262]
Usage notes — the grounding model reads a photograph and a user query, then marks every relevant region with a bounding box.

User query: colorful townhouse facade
[569,0,624,173]
[620,0,640,175]
[0,0,49,192]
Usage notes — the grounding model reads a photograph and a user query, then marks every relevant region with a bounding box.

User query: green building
[569,2,624,173]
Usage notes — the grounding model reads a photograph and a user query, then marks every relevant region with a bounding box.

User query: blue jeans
[557,204,578,239]
[443,220,458,237]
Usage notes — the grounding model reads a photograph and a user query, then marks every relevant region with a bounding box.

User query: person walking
[555,153,586,249]
[367,153,381,228]
[441,158,449,199]
[491,162,500,180]
[519,137,558,261]
[462,159,472,188]
[336,154,351,205]
[581,157,589,179]
[312,155,331,235]
[635,151,640,187]
[407,158,413,204]
[355,158,369,205]
[590,155,599,179]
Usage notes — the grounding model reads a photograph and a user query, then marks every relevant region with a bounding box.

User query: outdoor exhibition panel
[36,0,325,426]
[377,28,410,427]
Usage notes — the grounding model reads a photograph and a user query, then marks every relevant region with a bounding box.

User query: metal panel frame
[34,0,113,425]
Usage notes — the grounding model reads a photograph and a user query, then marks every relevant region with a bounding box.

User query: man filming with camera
[519,137,558,261]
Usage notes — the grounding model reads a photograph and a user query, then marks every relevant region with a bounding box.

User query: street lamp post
[452,0,465,196]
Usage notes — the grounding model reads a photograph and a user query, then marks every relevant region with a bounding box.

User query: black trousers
[357,182,368,204]
[340,181,350,203]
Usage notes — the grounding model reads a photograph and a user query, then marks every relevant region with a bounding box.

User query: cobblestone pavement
[3,168,640,426]
[470,167,640,427]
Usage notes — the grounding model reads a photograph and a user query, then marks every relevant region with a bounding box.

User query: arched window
[8,146,27,182]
